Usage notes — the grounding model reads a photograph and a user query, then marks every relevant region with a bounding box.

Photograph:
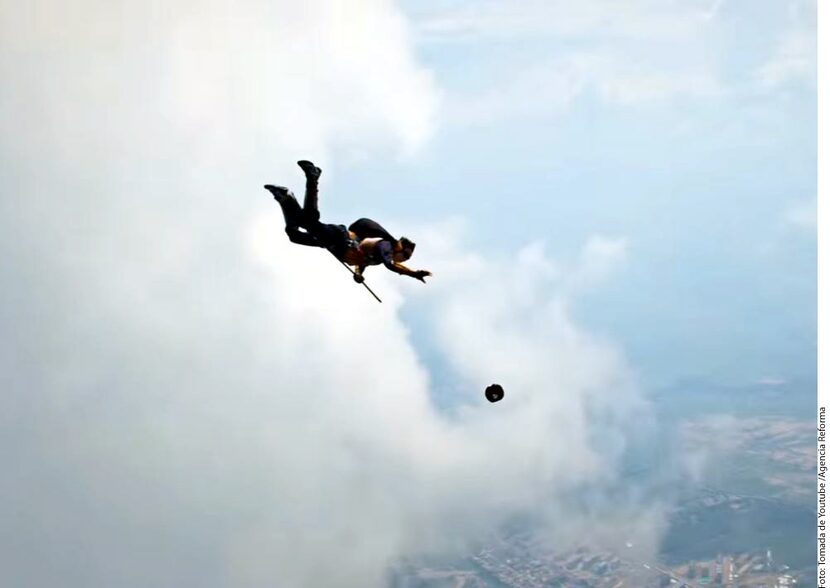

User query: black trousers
[275,176,352,260]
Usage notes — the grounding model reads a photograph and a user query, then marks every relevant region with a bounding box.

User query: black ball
[484,384,504,403]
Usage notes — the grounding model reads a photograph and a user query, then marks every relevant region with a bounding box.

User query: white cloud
[757,376,787,386]
[413,0,718,43]
[701,0,727,21]
[0,1,661,587]
[446,53,722,126]
[445,57,590,125]
[569,235,629,290]
[785,198,817,231]
[755,0,816,90]
[756,29,816,89]
[416,0,815,127]
[0,0,439,172]
[423,0,726,126]
[596,67,722,104]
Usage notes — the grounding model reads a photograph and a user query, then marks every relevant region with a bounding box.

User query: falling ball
[484,384,504,403]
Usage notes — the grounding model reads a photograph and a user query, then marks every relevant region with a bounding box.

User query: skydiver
[343,217,432,284]
[264,160,431,283]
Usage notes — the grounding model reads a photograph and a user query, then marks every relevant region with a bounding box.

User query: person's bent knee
[285,226,319,247]
[285,226,304,240]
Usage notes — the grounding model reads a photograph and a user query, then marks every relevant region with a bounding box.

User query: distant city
[470,538,798,588]
[393,530,802,588]
[392,381,817,588]
[394,525,803,588]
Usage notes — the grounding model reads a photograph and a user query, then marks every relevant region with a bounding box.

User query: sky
[0,1,816,587]
[359,0,817,387]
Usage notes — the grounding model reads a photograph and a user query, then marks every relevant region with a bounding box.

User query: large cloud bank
[1,1,662,586]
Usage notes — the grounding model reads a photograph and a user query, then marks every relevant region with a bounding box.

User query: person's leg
[286,228,319,247]
[264,184,320,247]
[297,160,322,223]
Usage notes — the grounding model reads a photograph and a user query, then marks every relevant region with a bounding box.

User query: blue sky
[330,0,817,387]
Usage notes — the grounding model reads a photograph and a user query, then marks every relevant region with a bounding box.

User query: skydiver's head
[393,237,415,261]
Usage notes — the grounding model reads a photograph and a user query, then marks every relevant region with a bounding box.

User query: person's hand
[414,270,432,283]
[353,273,365,284]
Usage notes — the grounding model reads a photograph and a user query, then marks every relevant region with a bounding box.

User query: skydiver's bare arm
[385,261,431,281]
[376,242,431,282]
[353,265,366,283]
[383,261,432,280]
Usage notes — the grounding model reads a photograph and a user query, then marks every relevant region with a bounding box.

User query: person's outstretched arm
[378,242,431,282]
[388,262,431,282]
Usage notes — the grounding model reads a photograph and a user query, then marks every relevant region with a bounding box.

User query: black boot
[297,160,321,178]
[297,162,321,223]
[264,184,291,202]
[265,185,305,229]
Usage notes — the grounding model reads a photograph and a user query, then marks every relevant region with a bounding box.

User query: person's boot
[264,184,291,202]
[297,161,321,223]
[265,185,304,227]
[297,160,321,178]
